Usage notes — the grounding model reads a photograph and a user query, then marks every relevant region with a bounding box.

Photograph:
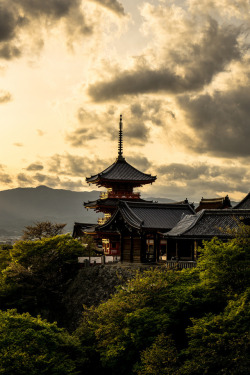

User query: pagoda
[84,115,157,254]
[85,115,156,223]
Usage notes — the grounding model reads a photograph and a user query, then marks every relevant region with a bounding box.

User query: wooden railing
[166,261,197,269]
[100,191,141,200]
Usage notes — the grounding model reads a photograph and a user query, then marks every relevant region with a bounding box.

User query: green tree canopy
[0,309,82,375]
[0,235,86,322]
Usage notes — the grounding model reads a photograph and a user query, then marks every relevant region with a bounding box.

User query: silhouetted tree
[22,221,66,240]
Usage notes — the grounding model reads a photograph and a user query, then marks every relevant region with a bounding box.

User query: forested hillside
[0,228,249,374]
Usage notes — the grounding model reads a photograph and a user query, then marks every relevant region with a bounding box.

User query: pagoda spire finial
[117,114,125,161]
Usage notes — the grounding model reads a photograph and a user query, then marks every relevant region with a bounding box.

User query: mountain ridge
[0,186,174,240]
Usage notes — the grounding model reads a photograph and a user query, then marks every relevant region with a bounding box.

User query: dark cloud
[0,44,21,59]
[48,153,110,178]
[126,155,151,171]
[146,163,250,202]
[0,172,12,184]
[66,100,175,149]
[152,162,250,201]
[178,85,250,157]
[12,0,78,18]
[33,173,46,183]
[88,20,242,101]
[90,0,125,16]
[130,100,175,126]
[157,163,209,180]
[26,163,44,171]
[66,107,118,147]
[59,179,84,190]
[0,0,92,60]
[66,126,98,147]
[0,4,24,42]
[124,122,150,145]
[33,172,60,187]
[0,90,12,103]
[17,172,32,184]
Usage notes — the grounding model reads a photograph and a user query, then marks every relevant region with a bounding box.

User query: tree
[197,235,250,294]
[0,235,86,323]
[22,221,66,240]
[137,334,179,375]
[0,309,82,375]
[180,289,250,375]
[0,244,12,272]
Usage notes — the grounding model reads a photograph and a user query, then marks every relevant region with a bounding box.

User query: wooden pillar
[140,233,146,263]
[156,234,160,263]
[120,232,124,263]
[194,240,198,261]
[176,241,179,260]
[130,233,134,263]
[153,232,157,263]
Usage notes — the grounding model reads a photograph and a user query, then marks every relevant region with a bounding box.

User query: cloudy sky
[1,0,250,202]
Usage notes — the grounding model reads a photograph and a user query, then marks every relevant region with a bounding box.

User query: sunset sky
[1,0,250,202]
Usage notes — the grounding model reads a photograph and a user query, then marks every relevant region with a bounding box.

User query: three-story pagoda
[84,115,156,222]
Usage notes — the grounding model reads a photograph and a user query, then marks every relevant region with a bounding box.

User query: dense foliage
[0,309,82,375]
[0,225,249,374]
[0,234,87,322]
[75,229,250,375]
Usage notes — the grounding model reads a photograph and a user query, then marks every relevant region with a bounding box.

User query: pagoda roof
[86,158,156,186]
[195,195,231,212]
[233,192,250,209]
[84,197,149,209]
[164,209,250,239]
[97,201,195,232]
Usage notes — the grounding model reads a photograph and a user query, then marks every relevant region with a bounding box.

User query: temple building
[164,208,250,260]
[96,200,195,262]
[195,195,231,212]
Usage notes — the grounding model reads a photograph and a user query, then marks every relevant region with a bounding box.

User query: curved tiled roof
[86,158,156,185]
[98,201,195,231]
[165,209,250,238]
[196,195,231,212]
[233,192,250,209]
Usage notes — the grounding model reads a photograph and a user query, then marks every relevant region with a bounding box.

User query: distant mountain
[0,186,239,241]
[0,186,100,239]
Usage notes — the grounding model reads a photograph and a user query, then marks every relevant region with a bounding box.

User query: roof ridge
[233,192,250,209]
[120,201,144,227]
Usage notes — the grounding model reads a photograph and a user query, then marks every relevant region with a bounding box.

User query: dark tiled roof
[84,197,149,209]
[84,199,119,208]
[165,209,250,238]
[98,201,195,231]
[196,195,231,212]
[233,192,250,209]
[86,158,156,185]
[72,222,97,237]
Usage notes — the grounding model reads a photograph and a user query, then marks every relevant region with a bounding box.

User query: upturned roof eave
[86,176,156,185]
